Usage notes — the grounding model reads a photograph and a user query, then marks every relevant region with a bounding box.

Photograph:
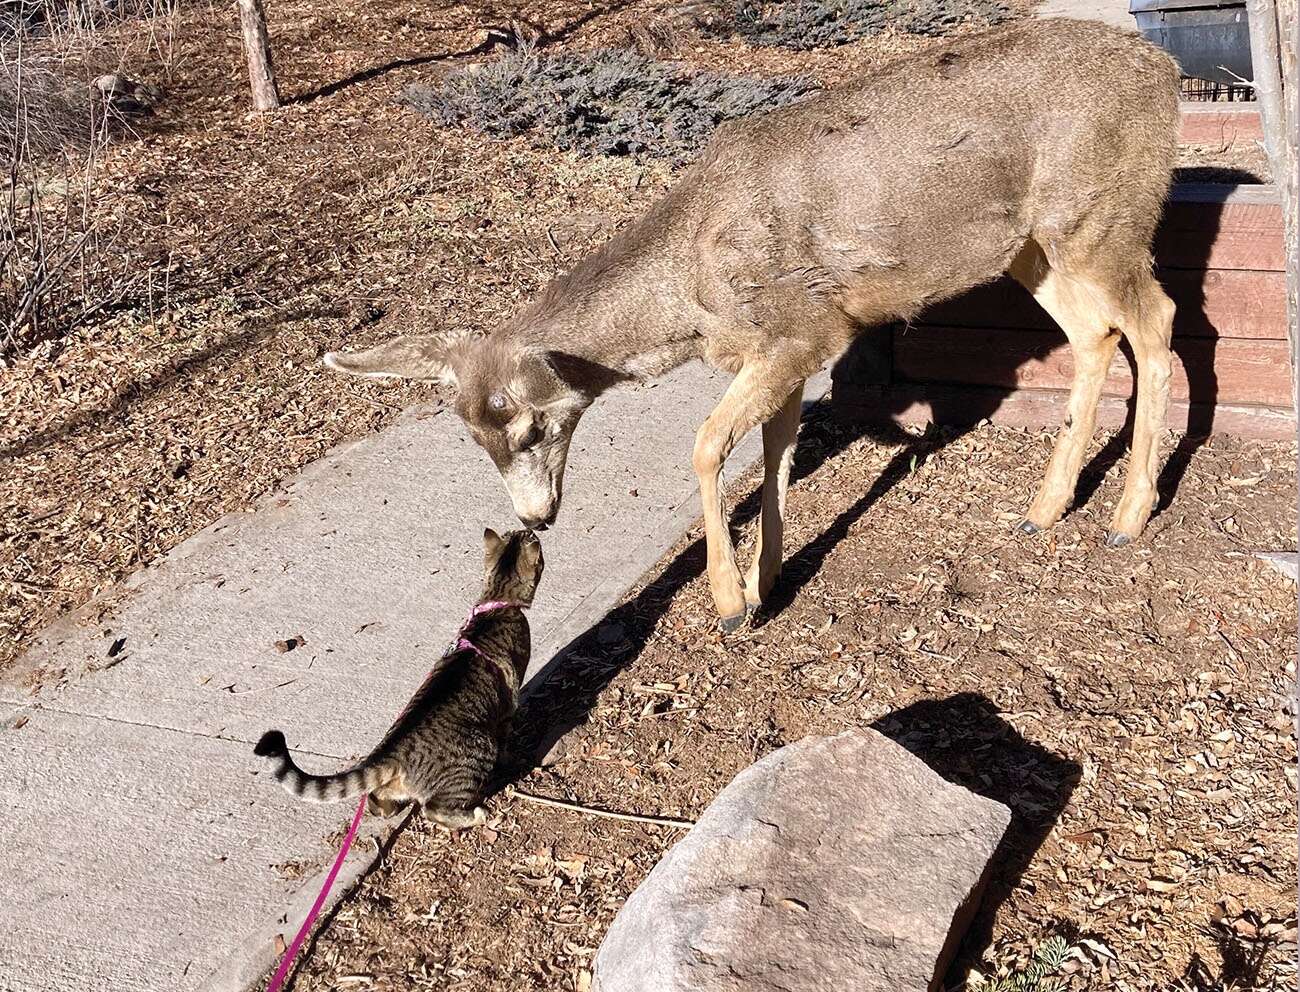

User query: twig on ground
[509,787,695,829]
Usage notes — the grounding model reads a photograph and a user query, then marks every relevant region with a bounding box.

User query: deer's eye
[488,392,507,411]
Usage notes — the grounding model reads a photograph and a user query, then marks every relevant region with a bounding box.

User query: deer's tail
[254,730,395,803]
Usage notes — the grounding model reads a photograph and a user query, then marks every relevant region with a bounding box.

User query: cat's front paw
[425,805,487,830]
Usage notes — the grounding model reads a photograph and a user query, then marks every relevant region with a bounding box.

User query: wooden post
[1279,0,1297,410]
[238,0,281,111]
[1246,0,1296,406]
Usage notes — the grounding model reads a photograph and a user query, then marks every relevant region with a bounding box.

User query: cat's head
[482,527,545,606]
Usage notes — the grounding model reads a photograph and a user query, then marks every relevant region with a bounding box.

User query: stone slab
[593,731,1012,992]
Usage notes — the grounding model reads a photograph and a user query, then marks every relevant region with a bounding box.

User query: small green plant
[982,936,1072,992]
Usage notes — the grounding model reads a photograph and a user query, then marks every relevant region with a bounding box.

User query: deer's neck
[503,181,708,395]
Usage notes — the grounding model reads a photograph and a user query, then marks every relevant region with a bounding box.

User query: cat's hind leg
[367,791,409,818]
[423,804,487,830]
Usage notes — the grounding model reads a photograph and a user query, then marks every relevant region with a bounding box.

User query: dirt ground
[283,413,1297,992]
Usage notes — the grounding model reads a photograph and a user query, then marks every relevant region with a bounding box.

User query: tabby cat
[254,527,543,828]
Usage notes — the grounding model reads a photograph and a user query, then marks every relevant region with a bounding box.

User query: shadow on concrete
[870,693,1082,982]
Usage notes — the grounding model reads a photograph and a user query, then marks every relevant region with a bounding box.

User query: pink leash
[266,794,367,992]
[264,600,519,990]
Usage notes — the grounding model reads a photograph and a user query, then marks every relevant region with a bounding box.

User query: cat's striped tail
[254,730,394,803]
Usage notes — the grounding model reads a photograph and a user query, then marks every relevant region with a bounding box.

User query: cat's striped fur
[254,528,543,829]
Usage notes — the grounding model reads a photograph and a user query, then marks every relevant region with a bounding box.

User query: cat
[254,527,543,829]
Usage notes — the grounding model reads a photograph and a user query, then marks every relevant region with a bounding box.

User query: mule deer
[324,19,1180,630]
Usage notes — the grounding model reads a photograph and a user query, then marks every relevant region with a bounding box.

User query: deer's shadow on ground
[871,694,1081,982]
[505,400,924,776]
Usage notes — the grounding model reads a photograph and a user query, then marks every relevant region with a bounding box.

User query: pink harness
[454,599,523,656]
[265,599,522,991]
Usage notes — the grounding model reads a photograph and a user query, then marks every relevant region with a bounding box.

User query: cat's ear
[483,527,505,557]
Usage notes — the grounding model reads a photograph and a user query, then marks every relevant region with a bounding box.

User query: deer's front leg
[694,424,748,631]
[693,364,799,632]
[744,383,804,608]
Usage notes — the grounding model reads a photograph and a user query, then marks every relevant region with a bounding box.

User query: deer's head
[324,336,593,530]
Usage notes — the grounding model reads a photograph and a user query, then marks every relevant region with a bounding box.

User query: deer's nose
[519,508,557,531]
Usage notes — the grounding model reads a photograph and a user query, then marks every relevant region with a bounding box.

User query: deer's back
[688,18,1179,339]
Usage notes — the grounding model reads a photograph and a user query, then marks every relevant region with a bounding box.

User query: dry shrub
[0,43,97,151]
[0,0,170,358]
[0,41,120,357]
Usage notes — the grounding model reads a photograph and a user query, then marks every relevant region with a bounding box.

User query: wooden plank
[832,382,1297,441]
[1167,183,1281,206]
[920,269,1287,340]
[1179,103,1264,145]
[1157,187,1285,271]
[893,325,1295,408]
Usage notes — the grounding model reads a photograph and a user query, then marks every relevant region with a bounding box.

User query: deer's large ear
[322,336,458,386]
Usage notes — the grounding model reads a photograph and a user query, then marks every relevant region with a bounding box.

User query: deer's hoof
[718,605,755,634]
[1104,530,1133,549]
[1015,519,1042,535]
[719,612,746,634]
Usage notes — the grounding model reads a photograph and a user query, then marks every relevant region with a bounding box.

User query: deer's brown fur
[325,19,1181,628]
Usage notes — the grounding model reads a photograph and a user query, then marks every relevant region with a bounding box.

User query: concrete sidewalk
[0,363,827,992]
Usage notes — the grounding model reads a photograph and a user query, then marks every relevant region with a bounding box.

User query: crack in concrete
[0,701,346,760]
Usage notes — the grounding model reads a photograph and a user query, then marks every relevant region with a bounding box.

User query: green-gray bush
[729,0,1014,50]
[402,47,818,165]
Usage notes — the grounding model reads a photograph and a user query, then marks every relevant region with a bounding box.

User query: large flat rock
[0,364,827,992]
[593,730,1012,992]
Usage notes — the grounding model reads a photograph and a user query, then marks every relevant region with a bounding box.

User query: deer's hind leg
[1106,271,1176,545]
[1010,243,1122,533]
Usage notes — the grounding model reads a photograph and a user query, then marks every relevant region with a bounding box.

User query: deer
[323,18,1180,632]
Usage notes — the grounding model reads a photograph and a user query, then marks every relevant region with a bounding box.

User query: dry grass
[0,41,110,354]
[0,0,179,357]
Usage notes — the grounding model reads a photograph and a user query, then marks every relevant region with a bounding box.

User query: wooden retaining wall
[831,116,1294,440]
